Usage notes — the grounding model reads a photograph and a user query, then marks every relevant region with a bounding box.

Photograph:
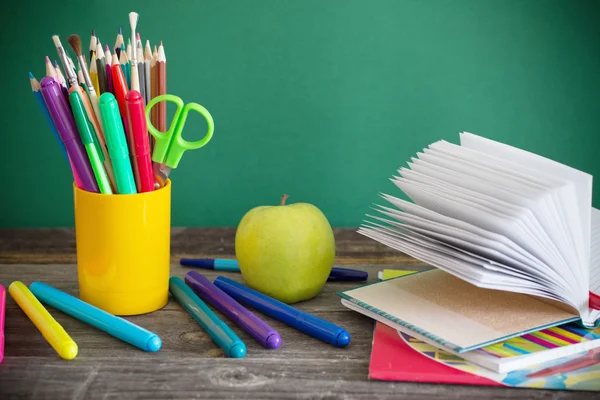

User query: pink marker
[0,284,5,363]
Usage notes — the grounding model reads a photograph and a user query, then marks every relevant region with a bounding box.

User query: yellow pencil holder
[73,180,171,316]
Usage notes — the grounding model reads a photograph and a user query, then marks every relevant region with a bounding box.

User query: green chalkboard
[1,0,599,227]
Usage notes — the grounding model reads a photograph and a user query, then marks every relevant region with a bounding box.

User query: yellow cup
[73,180,171,316]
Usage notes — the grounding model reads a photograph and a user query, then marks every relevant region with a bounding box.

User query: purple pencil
[40,76,99,193]
[105,45,114,94]
[185,271,282,349]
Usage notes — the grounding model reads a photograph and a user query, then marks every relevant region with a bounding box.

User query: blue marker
[29,282,161,352]
[169,277,246,358]
[180,258,368,282]
[180,258,240,272]
[213,276,351,347]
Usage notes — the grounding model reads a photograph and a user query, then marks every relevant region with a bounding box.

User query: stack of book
[337,133,600,391]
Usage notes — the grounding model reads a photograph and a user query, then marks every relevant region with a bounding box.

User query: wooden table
[0,228,595,399]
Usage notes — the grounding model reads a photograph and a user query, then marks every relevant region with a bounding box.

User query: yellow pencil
[90,52,100,96]
[9,281,78,360]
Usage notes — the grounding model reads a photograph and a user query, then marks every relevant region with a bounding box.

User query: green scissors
[145,94,215,188]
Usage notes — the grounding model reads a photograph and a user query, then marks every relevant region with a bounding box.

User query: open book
[342,132,600,351]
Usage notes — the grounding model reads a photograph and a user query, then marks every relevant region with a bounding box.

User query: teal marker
[29,281,161,352]
[69,91,112,194]
[169,277,246,358]
[98,93,136,194]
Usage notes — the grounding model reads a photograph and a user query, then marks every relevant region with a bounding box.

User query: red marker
[111,54,141,187]
[125,90,154,192]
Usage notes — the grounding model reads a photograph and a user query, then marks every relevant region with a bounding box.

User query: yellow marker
[8,281,78,360]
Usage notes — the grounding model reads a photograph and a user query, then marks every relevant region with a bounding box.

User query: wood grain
[0,228,420,265]
[0,229,595,399]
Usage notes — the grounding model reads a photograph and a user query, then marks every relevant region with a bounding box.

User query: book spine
[345,297,462,352]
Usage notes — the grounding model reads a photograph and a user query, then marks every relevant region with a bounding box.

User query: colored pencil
[144,40,152,105]
[30,72,71,166]
[120,44,130,88]
[89,30,96,61]
[45,56,57,80]
[137,41,145,102]
[95,40,107,94]
[156,41,167,132]
[150,45,157,127]
[105,45,114,94]
[114,27,123,57]
[89,52,100,96]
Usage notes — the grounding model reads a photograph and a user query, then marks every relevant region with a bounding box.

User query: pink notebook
[369,316,600,390]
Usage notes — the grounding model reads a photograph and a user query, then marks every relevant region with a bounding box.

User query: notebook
[370,321,600,391]
[367,270,600,374]
[340,132,600,352]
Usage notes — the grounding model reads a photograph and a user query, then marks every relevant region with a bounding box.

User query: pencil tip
[53,60,59,67]
[136,32,140,40]
[92,29,95,36]
[45,56,50,63]
[28,71,34,79]
[160,40,163,46]
[118,26,123,35]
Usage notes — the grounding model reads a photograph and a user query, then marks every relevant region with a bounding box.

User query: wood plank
[0,232,596,398]
[0,228,418,264]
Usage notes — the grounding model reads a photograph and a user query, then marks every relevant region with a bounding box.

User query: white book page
[382,194,553,275]
[396,169,572,281]
[459,132,592,313]
[359,226,568,302]
[420,143,580,286]
[394,178,569,280]
[366,216,564,297]
[371,204,573,297]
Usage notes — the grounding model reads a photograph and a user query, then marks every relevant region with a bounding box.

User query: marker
[213,276,350,347]
[29,281,161,352]
[0,284,5,363]
[180,258,368,282]
[8,281,78,360]
[40,76,99,193]
[99,92,137,194]
[69,91,112,194]
[125,90,154,192]
[169,277,246,358]
[184,271,281,349]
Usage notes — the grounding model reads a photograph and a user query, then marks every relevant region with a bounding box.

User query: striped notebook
[362,270,600,373]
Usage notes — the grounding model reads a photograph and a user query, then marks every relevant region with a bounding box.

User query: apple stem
[281,194,288,206]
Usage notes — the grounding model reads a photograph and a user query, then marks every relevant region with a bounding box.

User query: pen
[9,281,78,360]
[185,271,282,349]
[125,90,154,192]
[180,258,368,282]
[40,76,99,193]
[99,92,137,194]
[169,277,246,358]
[70,91,113,194]
[0,284,5,363]
[214,276,351,347]
[29,281,161,352]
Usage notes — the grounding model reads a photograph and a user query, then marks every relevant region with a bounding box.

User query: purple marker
[40,77,99,193]
[184,270,282,349]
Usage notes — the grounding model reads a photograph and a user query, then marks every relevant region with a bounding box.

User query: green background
[1,0,599,228]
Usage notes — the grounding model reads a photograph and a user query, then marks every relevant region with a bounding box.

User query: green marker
[98,93,137,194]
[69,91,112,194]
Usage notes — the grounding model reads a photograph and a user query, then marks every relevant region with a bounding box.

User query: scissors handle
[145,94,214,168]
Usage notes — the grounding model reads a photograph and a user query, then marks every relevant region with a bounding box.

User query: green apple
[235,194,336,304]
